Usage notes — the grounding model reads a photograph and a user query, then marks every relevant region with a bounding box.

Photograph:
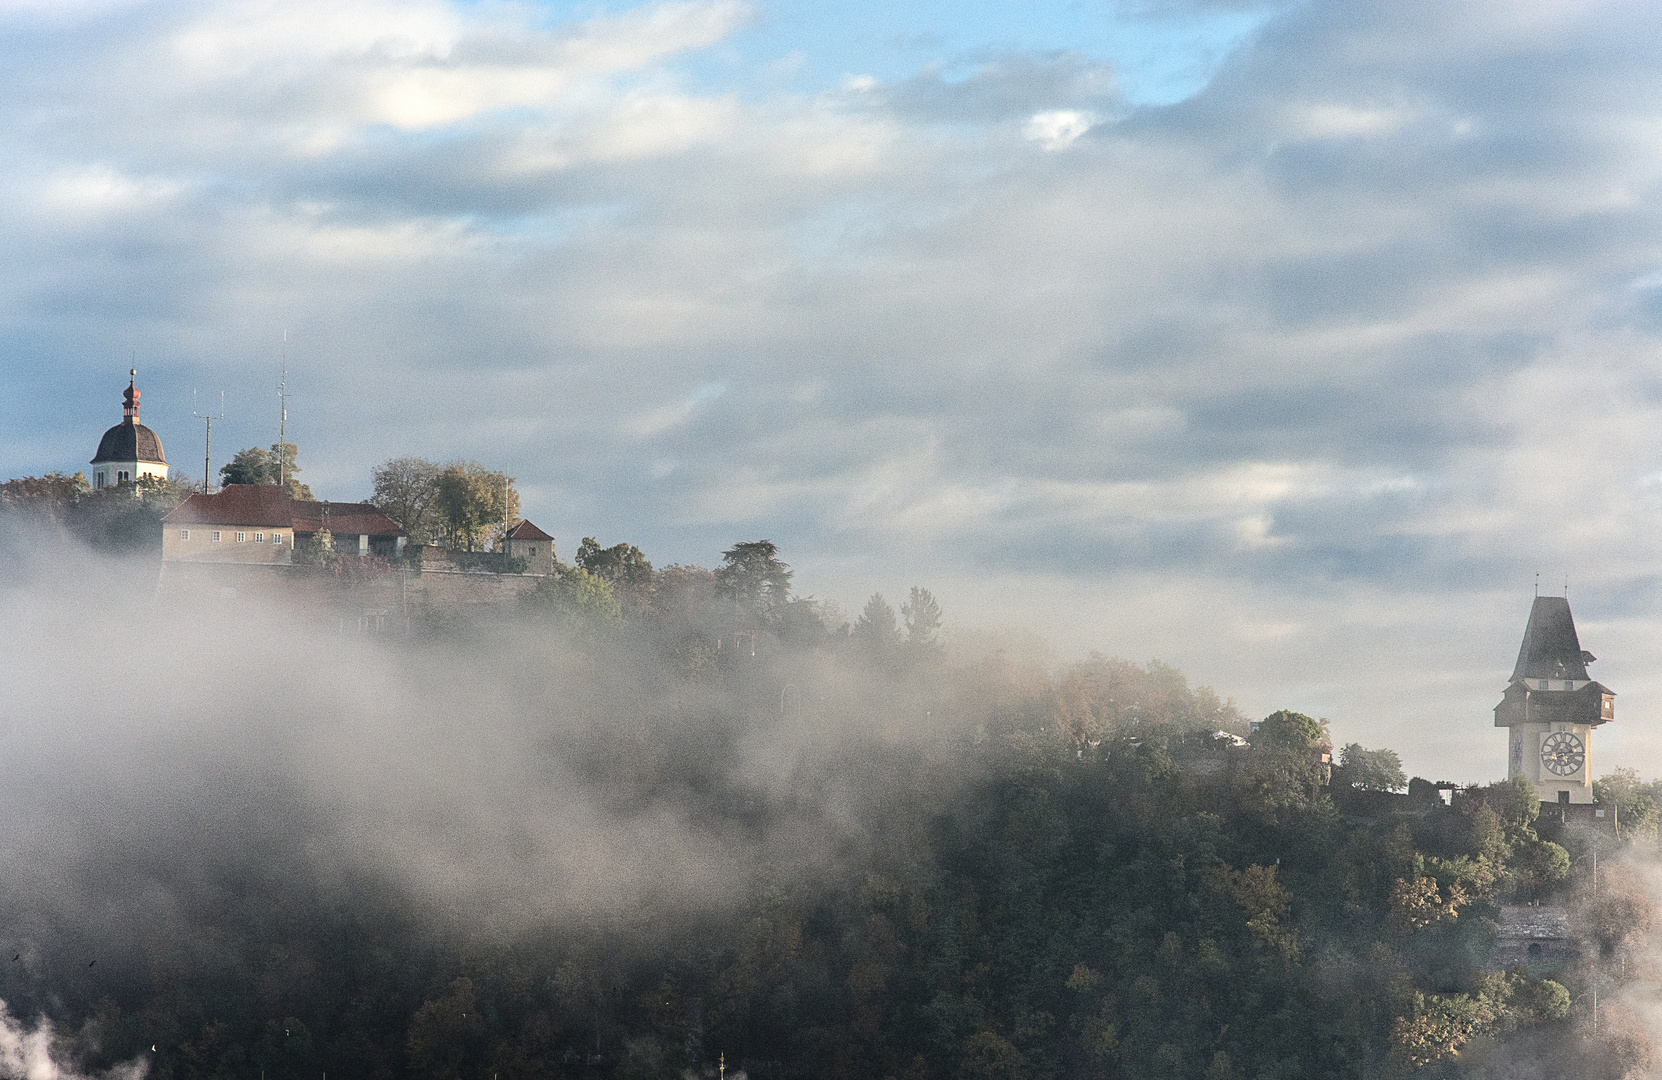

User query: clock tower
[1494,596,1614,805]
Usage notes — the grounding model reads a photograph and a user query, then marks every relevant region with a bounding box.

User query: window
[272,533,282,546]
[1538,680,1548,690]
[212,531,221,542]
[254,533,264,543]
[529,546,536,556]
[235,532,247,542]
[1564,681,1574,690]
[180,529,190,540]
[1528,943,1542,961]
[94,471,106,488]
[1558,790,1570,805]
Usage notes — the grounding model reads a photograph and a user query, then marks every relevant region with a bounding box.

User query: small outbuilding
[1490,905,1577,972]
[503,520,554,576]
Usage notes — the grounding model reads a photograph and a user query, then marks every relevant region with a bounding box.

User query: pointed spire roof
[1510,596,1596,682]
[92,369,166,465]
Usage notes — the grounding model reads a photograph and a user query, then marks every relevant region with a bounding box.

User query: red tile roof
[161,485,406,537]
[162,485,295,526]
[290,501,405,537]
[507,519,553,541]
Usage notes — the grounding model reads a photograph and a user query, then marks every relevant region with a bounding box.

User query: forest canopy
[0,526,1651,1080]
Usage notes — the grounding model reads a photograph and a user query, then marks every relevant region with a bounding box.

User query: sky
[5,0,1662,783]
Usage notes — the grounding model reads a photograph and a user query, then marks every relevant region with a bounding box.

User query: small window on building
[212,531,222,542]
[529,546,536,556]
[94,471,106,488]
[1558,790,1571,805]
[273,533,282,546]
[235,532,247,542]
[1528,943,1542,961]
[180,529,189,540]
[254,533,264,542]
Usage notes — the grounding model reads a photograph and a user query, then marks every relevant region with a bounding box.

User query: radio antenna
[278,330,289,490]
[193,388,225,494]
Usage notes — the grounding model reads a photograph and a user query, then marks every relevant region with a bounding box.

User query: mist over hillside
[0,523,1655,1080]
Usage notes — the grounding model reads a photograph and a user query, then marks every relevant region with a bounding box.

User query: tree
[714,540,792,625]
[433,463,518,552]
[575,538,655,614]
[523,563,622,629]
[220,447,272,486]
[371,457,441,544]
[1594,768,1662,841]
[1336,743,1406,792]
[0,472,89,523]
[901,586,943,651]
[853,593,900,652]
[268,442,311,498]
[295,527,334,567]
[219,443,312,498]
[1238,709,1331,823]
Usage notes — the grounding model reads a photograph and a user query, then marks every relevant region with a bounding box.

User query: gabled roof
[506,519,553,541]
[161,486,406,537]
[1510,596,1595,682]
[291,500,406,537]
[162,484,294,526]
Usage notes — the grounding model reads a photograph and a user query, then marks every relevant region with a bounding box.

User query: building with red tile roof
[503,519,554,575]
[162,484,406,564]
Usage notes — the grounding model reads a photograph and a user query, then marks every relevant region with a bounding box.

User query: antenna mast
[193,389,225,494]
[278,331,288,490]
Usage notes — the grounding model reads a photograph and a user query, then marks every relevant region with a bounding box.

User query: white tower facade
[1493,596,1614,805]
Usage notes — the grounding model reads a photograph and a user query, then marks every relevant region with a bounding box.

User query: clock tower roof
[1510,596,1596,683]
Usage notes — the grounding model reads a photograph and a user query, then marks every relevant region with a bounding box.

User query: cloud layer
[6,0,1662,780]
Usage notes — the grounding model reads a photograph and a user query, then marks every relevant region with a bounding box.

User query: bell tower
[1493,596,1614,805]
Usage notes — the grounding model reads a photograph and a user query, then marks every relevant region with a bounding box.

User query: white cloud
[1284,102,1411,140]
[1024,109,1097,149]
[11,0,1662,784]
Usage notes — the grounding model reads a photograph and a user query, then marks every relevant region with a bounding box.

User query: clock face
[1541,731,1585,777]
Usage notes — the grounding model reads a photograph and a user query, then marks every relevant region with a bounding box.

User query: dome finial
[124,369,139,422]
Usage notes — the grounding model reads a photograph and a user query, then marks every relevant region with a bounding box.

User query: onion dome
[91,369,167,465]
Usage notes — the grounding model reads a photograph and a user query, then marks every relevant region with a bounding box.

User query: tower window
[212,531,221,542]
[118,470,130,483]
[1558,790,1570,804]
